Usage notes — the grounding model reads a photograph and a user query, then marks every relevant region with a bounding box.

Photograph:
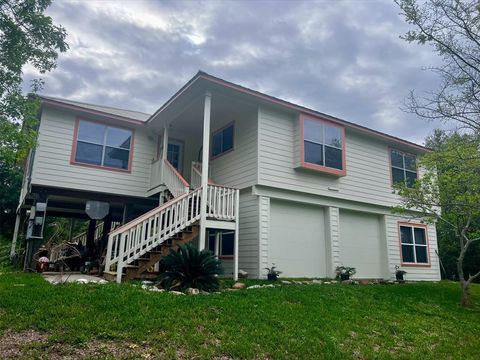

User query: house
[13,71,441,282]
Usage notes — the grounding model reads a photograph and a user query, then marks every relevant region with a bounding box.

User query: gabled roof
[40,95,151,122]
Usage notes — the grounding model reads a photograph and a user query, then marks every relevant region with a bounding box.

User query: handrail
[163,159,190,197]
[191,161,215,187]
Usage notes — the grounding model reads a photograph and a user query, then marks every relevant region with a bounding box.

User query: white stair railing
[105,187,203,283]
[191,161,202,189]
[206,185,238,220]
[163,159,190,197]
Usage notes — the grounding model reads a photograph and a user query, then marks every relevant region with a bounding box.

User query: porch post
[233,189,239,281]
[160,125,169,204]
[199,92,212,250]
[10,213,21,259]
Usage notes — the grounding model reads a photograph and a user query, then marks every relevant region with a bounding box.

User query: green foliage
[0,162,23,236]
[335,266,356,279]
[158,244,223,292]
[0,273,479,358]
[396,0,480,132]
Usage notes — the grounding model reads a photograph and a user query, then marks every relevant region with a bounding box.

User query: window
[399,224,429,265]
[73,120,133,171]
[212,123,234,157]
[167,141,183,171]
[207,230,234,257]
[300,115,345,175]
[391,149,417,187]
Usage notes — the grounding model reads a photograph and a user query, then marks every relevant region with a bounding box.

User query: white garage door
[339,210,385,278]
[269,200,326,278]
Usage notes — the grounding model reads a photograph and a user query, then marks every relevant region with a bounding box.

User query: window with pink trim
[300,115,346,175]
[73,120,133,171]
[399,224,429,265]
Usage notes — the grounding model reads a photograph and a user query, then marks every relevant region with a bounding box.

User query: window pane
[304,141,323,165]
[325,146,342,170]
[404,154,416,171]
[415,246,428,263]
[400,226,413,244]
[106,127,131,149]
[75,141,102,165]
[402,244,415,262]
[212,133,222,156]
[221,232,234,256]
[391,150,404,168]
[325,125,342,148]
[405,171,417,187]
[168,144,180,169]
[304,119,323,144]
[222,125,234,152]
[392,167,405,184]
[208,233,216,253]
[78,121,106,144]
[414,227,426,245]
[104,147,129,169]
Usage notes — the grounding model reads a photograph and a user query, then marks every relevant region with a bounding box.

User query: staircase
[104,182,239,283]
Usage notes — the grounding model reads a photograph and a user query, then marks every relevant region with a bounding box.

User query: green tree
[396,0,480,132]
[394,135,480,306]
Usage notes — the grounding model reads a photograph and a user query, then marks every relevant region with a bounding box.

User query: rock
[247,285,262,289]
[331,280,338,284]
[311,279,323,284]
[232,282,246,290]
[324,282,331,285]
[238,269,248,278]
[359,279,370,285]
[342,280,354,284]
[281,280,292,284]
[96,279,108,284]
[226,288,240,292]
[75,279,89,284]
[200,290,210,295]
[262,284,275,288]
[169,291,185,295]
[186,287,200,295]
[148,287,165,292]
[142,280,154,286]
[293,280,303,285]
[141,284,150,290]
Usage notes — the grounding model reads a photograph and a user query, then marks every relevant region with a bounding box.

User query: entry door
[167,140,183,172]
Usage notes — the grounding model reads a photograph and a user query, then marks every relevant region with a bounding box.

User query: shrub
[158,244,223,292]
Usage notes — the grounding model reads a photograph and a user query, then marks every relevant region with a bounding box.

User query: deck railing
[105,185,239,283]
[163,159,190,197]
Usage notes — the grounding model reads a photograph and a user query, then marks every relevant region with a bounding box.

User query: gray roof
[40,95,151,122]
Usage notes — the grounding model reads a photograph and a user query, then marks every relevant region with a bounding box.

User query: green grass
[0,272,479,359]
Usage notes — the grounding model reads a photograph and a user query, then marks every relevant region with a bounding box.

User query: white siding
[258,106,414,208]
[385,215,441,281]
[325,207,341,277]
[237,191,260,277]
[31,106,154,198]
[258,196,270,278]
[210,113,258,189]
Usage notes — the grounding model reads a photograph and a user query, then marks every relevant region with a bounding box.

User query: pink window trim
[299,113,347,176]
[211,121,235,160]
[397,222,432,268]
[70,117,135,174]
[388,147,419,187]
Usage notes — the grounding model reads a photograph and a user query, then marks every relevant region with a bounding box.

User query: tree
[394,135,480,306]
[0,0,68,236]
[396,0,480,132]
[0,0,68,163]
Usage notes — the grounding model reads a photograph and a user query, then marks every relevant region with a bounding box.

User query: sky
[24,0,447,145]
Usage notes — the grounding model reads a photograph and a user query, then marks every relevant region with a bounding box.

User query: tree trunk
[460,279,471,307]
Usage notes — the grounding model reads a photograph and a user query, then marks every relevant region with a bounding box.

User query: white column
[160,126,169,205]
[199,92,212,250]
[233,189,240,281]
[10,213,21,259]
[214,231,220,257]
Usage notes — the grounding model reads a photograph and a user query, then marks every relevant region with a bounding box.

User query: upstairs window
[300,115,346,175]
[73,120,133,171]
[391,149,417,187]
[399,224,429,265]
[212,123,234,157]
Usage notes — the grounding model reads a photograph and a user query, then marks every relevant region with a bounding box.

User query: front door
[167,140,183,172]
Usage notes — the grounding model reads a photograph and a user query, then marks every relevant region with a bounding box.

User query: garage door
[269,200,326,278]
[339,210,385,278]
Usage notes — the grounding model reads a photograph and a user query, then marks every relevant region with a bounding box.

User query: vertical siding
[238,191,260,277]
[31,106,154,198]
[258,196,270,278]
[327,207,341,276]
[210,113,258,189]
[385,215,441,281]
[258,106,415,208]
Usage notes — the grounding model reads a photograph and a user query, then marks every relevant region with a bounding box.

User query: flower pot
[267,273,278,281]
[340,274,350,281]
[396,272,405,282]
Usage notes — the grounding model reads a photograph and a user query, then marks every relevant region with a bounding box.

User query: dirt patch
[0,330,157,359]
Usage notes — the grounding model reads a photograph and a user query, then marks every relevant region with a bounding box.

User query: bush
[158,244,223,292]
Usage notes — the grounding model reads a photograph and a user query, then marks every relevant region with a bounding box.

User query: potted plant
[335,266,356,281]
[395,265,407,282]
[265,264,281,281]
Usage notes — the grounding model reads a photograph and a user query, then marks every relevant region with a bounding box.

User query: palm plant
[158,244,223,292]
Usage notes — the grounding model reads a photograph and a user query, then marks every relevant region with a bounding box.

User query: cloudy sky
[26,0,447,145]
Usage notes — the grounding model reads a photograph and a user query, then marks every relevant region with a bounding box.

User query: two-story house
[13,71,441,282]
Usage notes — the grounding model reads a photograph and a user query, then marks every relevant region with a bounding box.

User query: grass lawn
[0,272,479,359]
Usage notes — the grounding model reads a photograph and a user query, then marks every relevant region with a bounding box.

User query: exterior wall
[258,106,419,208]
[210,111,258,190]
[236,190,260,277]
[31,106,155,198]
